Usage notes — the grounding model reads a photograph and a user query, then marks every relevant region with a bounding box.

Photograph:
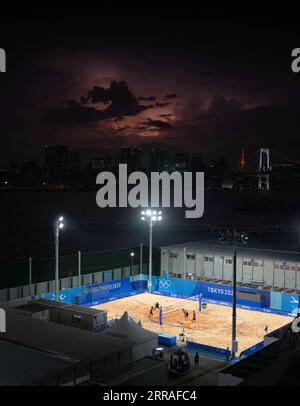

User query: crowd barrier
[239,341,264,358]
[40,276,148,305]
[186,341,231,360]
[152,276,269,308]
[152,276,298,316]
[39,274,298,318]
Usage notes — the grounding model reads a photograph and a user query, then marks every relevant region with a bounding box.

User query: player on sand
[182,309,189,321]
[149,306,154,317]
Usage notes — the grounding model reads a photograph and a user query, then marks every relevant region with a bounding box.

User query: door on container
[242,259,253,284]
[236,258,243,283]
[204,254,213,278]
[186,253,195,277]
[168,252,178,277]
[213,255,223,280]
[285,265,296,290]
[223,257,233,281]
[252,260,264,284]
[273,263,285,289]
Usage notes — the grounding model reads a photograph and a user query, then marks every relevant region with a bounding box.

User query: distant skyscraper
[104,155,113,171]
[239,147,245,172]
[150,148,169,172]
[44,145,69,182]
[191,156,205,172]
[20,161,39,185]
[174,153,189,172]
[91,157,106,172]
[121,147,142,172]
[67,151,80,175]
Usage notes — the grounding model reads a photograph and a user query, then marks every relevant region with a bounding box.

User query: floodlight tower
[141,210,162,293]
[219,229,248,359]
[130,252,135,276]
[53,216,64,301]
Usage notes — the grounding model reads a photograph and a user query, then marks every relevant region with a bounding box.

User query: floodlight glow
[130,252,135,257]
[158,216,162,221]
[153,210,157,215]
[59,216,64,222]
[146,210,151,216]
[59,223,64,229]
[141,211,145,215]
[141,216,145,221]
[152,216,157,221]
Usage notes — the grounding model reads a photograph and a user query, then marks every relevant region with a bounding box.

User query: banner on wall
[152,276,270,308]
[40,277,148,305]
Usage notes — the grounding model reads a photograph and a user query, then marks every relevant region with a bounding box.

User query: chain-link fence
[0,246,161,302]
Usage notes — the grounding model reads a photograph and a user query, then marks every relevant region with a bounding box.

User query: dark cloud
[208,95,243,115]
[44,81,155,125]
[160,113,175,119]
[155,102,171,108]
[143,118,173,129]
[112,116,124,122]
[138,96,157,102]
[164,93,178,99]
[44,100,153,126]
[115,125,132,132]
[82,81,138,107]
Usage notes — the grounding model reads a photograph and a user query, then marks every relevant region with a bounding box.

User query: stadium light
[141,209,162,293]
[53,216,64,301]
[130,252,135,276]
[219,229,249,359]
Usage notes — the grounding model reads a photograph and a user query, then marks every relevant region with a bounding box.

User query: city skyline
[1,9,300,166]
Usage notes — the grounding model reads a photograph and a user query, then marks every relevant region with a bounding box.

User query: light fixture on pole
[141,209,162,293]
[54,216,64,301]
[219,229,248,359]
[130,252,135,276]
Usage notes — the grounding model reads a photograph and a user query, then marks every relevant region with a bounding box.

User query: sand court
[92,292,292,354]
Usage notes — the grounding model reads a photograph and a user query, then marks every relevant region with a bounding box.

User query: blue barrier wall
[41,286,83,303]
[40,277,148,305]
[40,274,297,317]
[186,341,231,360]
[270,291,299,314]
[239,341,264,358]
[152,276,270,308]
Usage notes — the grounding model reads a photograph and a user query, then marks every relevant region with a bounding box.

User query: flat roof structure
[161,241,300,263]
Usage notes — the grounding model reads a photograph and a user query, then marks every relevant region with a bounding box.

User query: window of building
[204,256,213,262]
[225,258,232,264]
[187,254,195,260]
[253,260,263,268]
[169,252,178,259]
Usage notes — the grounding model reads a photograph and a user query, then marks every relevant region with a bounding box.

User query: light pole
[54,216,64,301]
[141,209,162,293]
[130,252,135,276]
[219,229,248,359]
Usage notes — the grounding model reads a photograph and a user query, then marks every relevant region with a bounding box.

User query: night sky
[1,6,300,166]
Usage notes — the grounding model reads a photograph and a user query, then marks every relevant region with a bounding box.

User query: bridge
[239,148,300,191]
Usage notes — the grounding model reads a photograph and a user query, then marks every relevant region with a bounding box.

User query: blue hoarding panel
[41,287,83,303]
[152,276,270,307]
[281,292,299,314]
[79,278,132,305]
[270,291,282,310]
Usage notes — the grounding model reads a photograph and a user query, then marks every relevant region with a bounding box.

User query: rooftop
[161,241,300,262]
[1,309,133,362]
[0,338,76,386]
